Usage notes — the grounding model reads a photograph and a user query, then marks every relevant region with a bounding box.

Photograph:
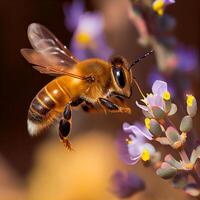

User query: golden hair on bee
[21,23,153,150]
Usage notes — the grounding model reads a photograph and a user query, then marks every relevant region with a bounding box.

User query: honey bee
[21,23,153,149]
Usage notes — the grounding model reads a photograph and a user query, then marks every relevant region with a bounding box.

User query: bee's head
[109,50,153,99]
[109,56,132,99]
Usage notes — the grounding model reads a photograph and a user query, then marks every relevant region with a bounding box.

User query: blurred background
[0,0,199,199]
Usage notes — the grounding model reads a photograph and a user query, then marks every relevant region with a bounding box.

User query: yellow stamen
[163,91,171,100]
[126,138,132,145]
[145,118,151,130]
[152,0,164,15]
[141,149,150,161]
[184,163,194,170]
[75,32,91,45]
[186,95,194,107]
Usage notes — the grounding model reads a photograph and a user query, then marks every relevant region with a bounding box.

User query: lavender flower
[128,0,199,75]
[63,2,113,61]
[157,145,200,179]
[176,46,199,72]
[63,0,84,31]
[123,78,200,196]
[118,122,156,165]
[136,80,177,119]
[111,171,145,198]
[70,12,113,60]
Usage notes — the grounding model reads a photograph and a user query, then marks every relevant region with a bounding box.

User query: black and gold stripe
[28,87,56,123]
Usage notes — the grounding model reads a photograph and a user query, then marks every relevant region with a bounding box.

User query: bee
[21,23,153,150]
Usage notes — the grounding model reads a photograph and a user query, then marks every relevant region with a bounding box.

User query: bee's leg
[99,98,131,114]
[59,104,73,150]
[81,101,98,113]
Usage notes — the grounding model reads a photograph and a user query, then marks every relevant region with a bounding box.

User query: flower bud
[186,95,197,117]
[149,119,163,137]
[152,106,165,119]
[166,126,180,143]
[180,115,193,132]
[156,165,177,179]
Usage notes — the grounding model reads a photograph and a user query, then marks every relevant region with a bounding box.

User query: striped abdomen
[27,78,71,135]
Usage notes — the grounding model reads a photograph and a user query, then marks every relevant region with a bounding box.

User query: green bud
[152,106,165,120]
[187,96,197,117]
[149,119,163,137]
[156,166,177,179]
[166,126,180,143]
[180,115,193,132]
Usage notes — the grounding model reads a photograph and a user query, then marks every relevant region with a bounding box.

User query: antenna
[129,49,154,70]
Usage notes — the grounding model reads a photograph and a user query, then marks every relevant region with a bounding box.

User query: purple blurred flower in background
[175,46,199,72]
[117,122,155,165]
[128,0,199,74]
[63,0,113,60]
[111,170,145,198]
[63,0,84,31]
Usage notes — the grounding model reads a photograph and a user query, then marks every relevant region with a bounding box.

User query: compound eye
[112,66,126,88]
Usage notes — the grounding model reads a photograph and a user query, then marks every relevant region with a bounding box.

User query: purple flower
[148,70,175,97]
[63,0,84,32]
[176,46,199,72]
[136,80,168,110]
[69,12,113,60]
[117,123,155,165]
[136,80,177,117]
[111,170,145,198]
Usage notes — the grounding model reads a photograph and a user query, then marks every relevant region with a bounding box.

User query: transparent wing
[21,48,73,76]
[21,48,87,80]
[21,23,80,76]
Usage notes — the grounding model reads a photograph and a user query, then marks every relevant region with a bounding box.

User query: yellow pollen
[184,163,194,170]
[75,32,91,45]
[141,149,150,162]
[152,0,164,15]
[145,118,151,130]
[163,91,171,100]
[126,138,132,145]
[187,95,194,107]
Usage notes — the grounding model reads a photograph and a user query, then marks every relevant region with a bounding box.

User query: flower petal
[141,143,156,155]
[152,80,168,96]
[136,101,148,111]
[125,125,153,141]
[117,131,141,165]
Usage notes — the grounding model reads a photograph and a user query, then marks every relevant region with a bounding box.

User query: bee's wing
[21,23,79,76]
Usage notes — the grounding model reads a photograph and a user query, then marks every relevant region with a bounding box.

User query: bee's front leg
[81,101,99,113]
[98,98,131,114]
[59,104,73,150]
